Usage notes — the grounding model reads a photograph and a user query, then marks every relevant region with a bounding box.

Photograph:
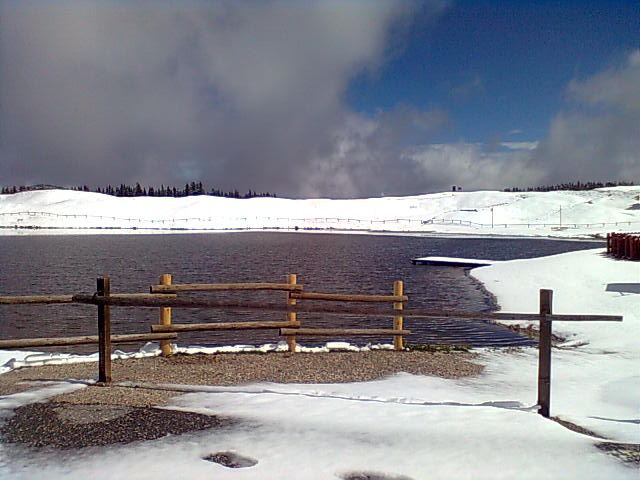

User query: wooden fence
[606,232,640,260]
[0,275,622,418]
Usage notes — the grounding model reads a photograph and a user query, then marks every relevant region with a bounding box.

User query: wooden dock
[411,256,495,267]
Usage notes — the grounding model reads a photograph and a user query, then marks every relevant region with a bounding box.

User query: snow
[1,373,636,479]
[0,342,396,376]
[471,248,640,443]
[0,343,164,375]
[1,186,639,238]
[1,188,639,478]
[0,382,86,419]
[412,256,496,266]
[472,248,639,353]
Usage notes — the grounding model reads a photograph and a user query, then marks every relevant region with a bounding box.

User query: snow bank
[472,248,638,354]
[472,248,639,442]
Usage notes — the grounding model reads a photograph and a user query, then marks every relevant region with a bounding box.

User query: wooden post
[285,274,297,353]
[158,273,172,357]
[393,280,404,351]
[97,277,112,384]
[537,289,553,418]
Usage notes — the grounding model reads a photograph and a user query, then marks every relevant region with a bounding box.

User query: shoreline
[0,350,483,402]
[0,226,610,241]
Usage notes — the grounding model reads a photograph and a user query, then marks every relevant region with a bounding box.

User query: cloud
[531,49,640,183]
[500,141,539,151]
[2,2,635,198]
[303,106,449,197]
[0,0,450,198]
[401,142,543,192]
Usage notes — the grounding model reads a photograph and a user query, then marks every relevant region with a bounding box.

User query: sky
[0,0,639,198]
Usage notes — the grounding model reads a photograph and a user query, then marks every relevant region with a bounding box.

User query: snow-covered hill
[1,187,639,238]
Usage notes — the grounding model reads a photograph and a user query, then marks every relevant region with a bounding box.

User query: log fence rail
[0,274,623,418]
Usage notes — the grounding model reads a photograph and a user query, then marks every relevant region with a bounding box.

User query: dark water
[0,233,602,350]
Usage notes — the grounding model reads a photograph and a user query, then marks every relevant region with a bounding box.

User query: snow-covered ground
[1,186,639,238]
[0,189,638,478]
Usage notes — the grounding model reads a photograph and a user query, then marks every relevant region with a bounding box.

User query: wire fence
[0,210,639,231]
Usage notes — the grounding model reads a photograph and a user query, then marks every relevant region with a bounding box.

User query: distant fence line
[0,210,639,231]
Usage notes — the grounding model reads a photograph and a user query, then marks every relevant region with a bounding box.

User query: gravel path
[0,350,481,449]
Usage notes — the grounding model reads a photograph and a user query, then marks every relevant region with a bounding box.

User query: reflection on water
[0,233,601,349]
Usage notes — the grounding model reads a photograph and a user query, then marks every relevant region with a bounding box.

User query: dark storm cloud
[4,2,634,198]
[0,0,451,197]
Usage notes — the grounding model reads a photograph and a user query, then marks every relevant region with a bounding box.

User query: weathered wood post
[97,277,112,384]
[158,273,172,357]
[286,274,297,353]
[537,289,553,417]
[393,280,404,351]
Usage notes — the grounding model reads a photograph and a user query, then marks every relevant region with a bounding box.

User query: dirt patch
[340,472,414,480]
[202,451,258,468]
[596,442,640,467]
[0,402,233,449]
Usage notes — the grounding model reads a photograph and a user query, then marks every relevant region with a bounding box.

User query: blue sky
[347,1,639,144]
[1,1,639,197]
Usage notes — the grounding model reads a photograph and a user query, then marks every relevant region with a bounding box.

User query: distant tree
[504,180,634,193]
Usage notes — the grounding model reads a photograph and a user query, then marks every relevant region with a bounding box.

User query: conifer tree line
[1,182,277,199]
[2,180,635,196]
[503,180,634,193]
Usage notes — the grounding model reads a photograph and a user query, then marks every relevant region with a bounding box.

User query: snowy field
[0,189,638,478]
[1,186,639,238]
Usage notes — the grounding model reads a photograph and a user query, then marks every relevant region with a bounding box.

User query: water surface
[0,233,602,350]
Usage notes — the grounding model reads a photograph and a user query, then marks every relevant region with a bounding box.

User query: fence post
[286,274,297,353]
[393,280,404,351]
[537,289,553,417]
[159,273,172,357]
[97,277,112,384]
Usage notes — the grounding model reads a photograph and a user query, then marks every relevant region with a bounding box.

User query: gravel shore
[0,350,481,449]
[1,350,482,406]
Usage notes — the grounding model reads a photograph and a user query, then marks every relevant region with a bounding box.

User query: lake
[0,233,603,351]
